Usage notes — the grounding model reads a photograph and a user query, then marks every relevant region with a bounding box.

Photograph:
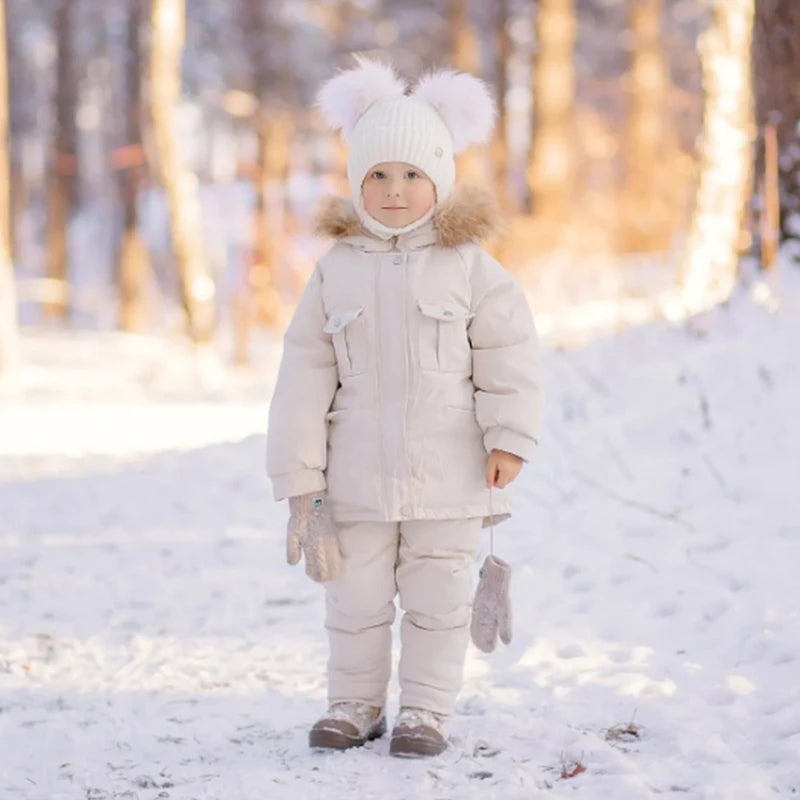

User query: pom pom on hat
[411,69,496,153]
[316,55,407,140]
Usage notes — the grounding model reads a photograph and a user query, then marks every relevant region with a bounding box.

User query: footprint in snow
[556,643,586,659]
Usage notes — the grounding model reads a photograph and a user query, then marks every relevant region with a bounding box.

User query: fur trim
[411,70,496,153]
[312,186,502,246]
[435,186,503,246]
[311,194,364,239]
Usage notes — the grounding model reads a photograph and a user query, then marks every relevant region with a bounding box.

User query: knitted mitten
[286,492,342,583]
[470,554,512,653]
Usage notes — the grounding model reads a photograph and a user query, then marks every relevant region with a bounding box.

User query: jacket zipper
[374,252,387,516]
[401,251,410,511]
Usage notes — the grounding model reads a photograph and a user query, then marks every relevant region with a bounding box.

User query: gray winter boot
[309,702,386,750]
[389,707,448,757]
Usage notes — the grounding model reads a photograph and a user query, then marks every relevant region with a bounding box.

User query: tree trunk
[679,0,755,312]
[231,0,296,363]
[150,0,215,342]
[0,0,18,372]
[252,111,291,329]
[491,0,512,210]
[619,0,674,252]
[117,0,150,331]
[0,232,16,373]
[448,0,478,73]
[45,0,77,320]
[0,0,7,253]
[526,0,577,231]
[752,0,800,259]
[448,0,484,184]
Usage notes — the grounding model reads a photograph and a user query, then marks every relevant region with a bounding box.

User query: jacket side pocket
[323,307,367,377]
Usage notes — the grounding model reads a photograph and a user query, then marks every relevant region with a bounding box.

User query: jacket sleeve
[266,265,338,499]
[466,247,541,461]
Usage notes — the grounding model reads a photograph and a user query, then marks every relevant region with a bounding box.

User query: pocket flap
[418,300,475,322]
[323,306,364,334]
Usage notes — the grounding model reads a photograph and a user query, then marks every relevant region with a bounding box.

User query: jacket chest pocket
[417,300,475,373]
[324,306,368,377]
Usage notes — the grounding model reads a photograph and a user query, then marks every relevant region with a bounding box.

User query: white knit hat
[317,56,495,238]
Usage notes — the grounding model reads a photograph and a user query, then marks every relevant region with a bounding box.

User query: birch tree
[679,0,756,312]
[0,0,18,372]
[150,0,215,342]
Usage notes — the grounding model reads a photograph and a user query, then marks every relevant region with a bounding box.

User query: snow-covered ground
[1,267,798,800]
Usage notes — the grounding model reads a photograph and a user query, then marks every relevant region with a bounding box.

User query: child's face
[360,162,436,229]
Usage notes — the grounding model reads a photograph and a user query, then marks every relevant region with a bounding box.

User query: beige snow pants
[324,517,483,717]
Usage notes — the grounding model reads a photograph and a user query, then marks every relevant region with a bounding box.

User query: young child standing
[266,57,540,757]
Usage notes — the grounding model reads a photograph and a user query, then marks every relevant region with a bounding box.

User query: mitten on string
[470,554,512,653]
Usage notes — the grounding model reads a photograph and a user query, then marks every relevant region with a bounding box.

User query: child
[266,57,540,757]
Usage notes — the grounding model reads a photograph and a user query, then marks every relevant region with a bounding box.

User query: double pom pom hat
[316,56,497,238]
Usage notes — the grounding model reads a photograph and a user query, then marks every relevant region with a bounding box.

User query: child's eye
[371,171,385,179]
[406,171,419,179]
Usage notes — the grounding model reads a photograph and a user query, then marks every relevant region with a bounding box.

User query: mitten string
[488,485,495,556]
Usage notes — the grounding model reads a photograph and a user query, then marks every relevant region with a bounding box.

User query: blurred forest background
[0,0,797,369]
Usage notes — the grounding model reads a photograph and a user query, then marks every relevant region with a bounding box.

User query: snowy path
[1,281,799,799]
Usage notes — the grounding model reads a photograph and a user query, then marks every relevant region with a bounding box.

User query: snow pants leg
[324,517,482,716]
[324,520,399,708]
[396,518,483,716]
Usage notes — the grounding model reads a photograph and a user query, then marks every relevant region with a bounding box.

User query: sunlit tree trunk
[45,0,77,320]
[241,0,289,332]
[334,6,358,192]
[0,0,18,372]
[231,1,295,363]
[0,229,16,372]
[752,0,800,267]
[117,0,150,331]
[526,0,577,230]
[7,8,27,268]
[679,0,755,312]
[619,0,673,252]
[150,0,215,342]
[252,111,291,328]
[448,0,484,184]
[449,0,478,72]
[491,0,512,210]
[0,0,7,251]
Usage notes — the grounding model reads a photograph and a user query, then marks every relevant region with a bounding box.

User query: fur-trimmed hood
[312,185,502,250]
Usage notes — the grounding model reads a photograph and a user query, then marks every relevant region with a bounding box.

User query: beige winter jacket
[266,187,540,527]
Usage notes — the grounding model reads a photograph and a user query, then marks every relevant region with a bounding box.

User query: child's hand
[486,449,523,488]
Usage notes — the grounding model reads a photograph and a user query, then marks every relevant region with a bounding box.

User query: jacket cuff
[271,468,327,500]
[483,426,538,462]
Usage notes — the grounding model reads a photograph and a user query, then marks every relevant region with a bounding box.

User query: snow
[1,267,799,799]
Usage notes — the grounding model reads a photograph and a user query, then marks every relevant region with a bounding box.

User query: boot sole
[309,718,386,750]
[389,733,447,758]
